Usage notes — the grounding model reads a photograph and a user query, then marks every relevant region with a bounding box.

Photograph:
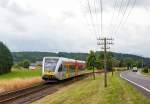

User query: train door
[62,62,66,80]
[58,64,63,80]
[66,64,70,79]
[75,61,78,77]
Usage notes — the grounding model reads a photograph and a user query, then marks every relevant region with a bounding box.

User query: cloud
[0,0,10,8]
[0,0,150,57]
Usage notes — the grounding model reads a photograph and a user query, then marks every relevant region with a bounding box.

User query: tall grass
[0,68,42,93]
[0,77,42,93]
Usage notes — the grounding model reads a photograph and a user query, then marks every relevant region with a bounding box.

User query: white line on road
[120,74,150,93]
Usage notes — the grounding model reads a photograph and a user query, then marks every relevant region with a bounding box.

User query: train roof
[43,57,85,63]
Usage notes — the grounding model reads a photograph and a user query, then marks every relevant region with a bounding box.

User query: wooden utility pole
[104,38,107,87]
[97,37,114,87]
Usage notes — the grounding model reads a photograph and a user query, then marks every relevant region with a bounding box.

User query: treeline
[12,52,58,63]
[0,42,13,74]
[12,52,88,63]
[14,60,30,69]
[12,51,150,65]
[87,51,145,71]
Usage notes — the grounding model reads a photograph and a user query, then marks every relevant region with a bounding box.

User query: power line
[115,0,136,35]
[86,0,103,39]
[117,0,124,18]
[111,0,125,35]
[94,0,100,37]
[109,0,118,35]
[113,0,132,36]
[79,0,98,41]
[87,0,98,39]
[99,0,103,36]
[120,0,137,29]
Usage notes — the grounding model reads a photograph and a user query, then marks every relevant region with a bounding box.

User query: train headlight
[44,71,55,76]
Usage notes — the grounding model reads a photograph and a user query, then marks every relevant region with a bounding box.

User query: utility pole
[97,37,114,87]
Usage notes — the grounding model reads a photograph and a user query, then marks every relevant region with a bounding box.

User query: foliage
[124,58,134,70]
[86,51,96,69]
[96,51,113,71]
[112,58,120,67]
[17,60,31,68]
[86,51,96,79]
[12,52,58,63]
[0,41,13,74]
[142,66,149,73]
[12,51,150,67]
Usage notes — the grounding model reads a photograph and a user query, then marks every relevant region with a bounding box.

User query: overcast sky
[0,0,150,57]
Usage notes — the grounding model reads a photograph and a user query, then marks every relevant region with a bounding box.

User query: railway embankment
[32,73,150,104]
[0,72,94,104]
[0,68,41,93]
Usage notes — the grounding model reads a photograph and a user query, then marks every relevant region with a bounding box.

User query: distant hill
[12,51,150,64]
[111,52,150,64]
[12,52,57,63]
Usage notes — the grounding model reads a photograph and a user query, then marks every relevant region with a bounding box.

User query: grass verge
[141,71,150,76]
[32,73,150,104]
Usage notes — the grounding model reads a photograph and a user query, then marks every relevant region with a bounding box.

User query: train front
[42,57,59,82]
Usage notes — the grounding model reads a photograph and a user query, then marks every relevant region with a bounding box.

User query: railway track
[0,71,102,104]
[0,82,54,104]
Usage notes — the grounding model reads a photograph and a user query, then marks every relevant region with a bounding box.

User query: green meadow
[0,68,41,80]
[33,73,150,104]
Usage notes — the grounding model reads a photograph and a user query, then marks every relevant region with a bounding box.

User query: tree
[119,59,124,67]
[124,58,134,70]
[0,41,13,74]
[106,52,113,71]
[112,58,120,67]
[86,51,96,79]
[135,60,142,68]
[142,66,149,73]
[97,52,113,71]
[17,59,30,69]
[23,60,30,68]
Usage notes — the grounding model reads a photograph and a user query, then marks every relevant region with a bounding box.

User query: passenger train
[42,57,86,82]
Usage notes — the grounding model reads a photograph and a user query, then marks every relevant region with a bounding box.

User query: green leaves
[0,41,13,74]
[17,59,30,68]
[86,50,96,70]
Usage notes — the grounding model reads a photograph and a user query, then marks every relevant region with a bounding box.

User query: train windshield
[44,58,58,72]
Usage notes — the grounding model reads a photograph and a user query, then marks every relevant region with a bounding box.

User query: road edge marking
[120,73,150,93]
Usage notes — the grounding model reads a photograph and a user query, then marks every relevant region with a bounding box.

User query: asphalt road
[120,70,150,98]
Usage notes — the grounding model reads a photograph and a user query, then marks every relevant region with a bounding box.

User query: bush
[0,42,13,74]
[17,60,30,69]
[142,66,149,73]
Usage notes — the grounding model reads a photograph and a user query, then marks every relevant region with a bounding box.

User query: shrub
[142,66,149,73]
[17,60,30,69]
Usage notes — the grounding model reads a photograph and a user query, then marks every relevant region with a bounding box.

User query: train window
[62,64,67,71]
[78,64,84,71]
[58,64,62,72]
[61,61,66,71]
[69,64,75,72]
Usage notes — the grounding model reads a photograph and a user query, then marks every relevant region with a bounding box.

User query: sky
[0,0,150,57]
